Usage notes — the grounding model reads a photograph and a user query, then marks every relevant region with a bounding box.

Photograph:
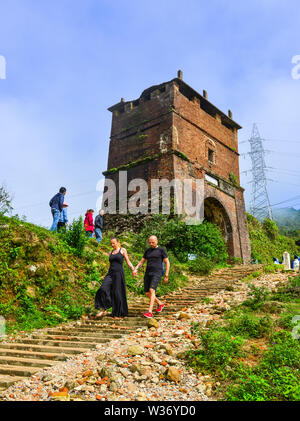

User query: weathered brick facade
[103,72,251,263]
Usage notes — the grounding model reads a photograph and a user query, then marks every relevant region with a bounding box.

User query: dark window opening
[208,148,215,163]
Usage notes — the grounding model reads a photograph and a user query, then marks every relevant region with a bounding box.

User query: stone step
[82,318,145,324]
[0,375,27,388]
[0,343,87,355]
[0,364,40,377]
[127,311,177,316]
[0,348,67,361]
[0,355,56,368]
[48,328,134,336]
[32,333,122,341]
[12,338,101,349]
[128,307,189,312]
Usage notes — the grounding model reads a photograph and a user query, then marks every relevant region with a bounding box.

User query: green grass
[184,274,300,401]
[247,213,300,264]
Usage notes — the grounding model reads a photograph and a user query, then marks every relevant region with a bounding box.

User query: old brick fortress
[103,71,251,263]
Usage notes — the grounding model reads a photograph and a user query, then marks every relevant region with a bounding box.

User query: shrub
[230,257,243,265]
[263,263,276,274]
[243,284,269,310]
[60,216,88,256]
[225,331,300,400]
[186,326,244,375]
[263,218,279,241]
[188,255,215,275]
[228,313,273,338]
[246,213,300,264]
[135,215,228,264]
[226,366,300,401]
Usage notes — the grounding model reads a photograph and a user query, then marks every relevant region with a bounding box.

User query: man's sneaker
[143,312,153,318]
[156,304,165,313]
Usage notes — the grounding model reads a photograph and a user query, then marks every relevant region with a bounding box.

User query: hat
[63,202,68,207]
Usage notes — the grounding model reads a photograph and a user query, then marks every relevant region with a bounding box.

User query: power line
[252,194,300,211]
[240,138,300,145]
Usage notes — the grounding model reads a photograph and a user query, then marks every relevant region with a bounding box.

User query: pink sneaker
[156,304,165,313]
[143,312,153,318]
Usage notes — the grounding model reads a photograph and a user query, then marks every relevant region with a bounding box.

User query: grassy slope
[185,273,300,401]
[0,215,187,334]
[1,211,298,335]
[247,213,300,263]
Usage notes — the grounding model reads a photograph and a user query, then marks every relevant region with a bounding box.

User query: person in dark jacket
[84,209,94,238]
[49,187,66,232]
[94,209,104,243]
[57,202,69,232]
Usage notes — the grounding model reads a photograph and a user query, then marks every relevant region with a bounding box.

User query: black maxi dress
[94,249,128,317]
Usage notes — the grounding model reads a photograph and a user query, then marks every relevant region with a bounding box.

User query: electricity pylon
[247,124,273,221]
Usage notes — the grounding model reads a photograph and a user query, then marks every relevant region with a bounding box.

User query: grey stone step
[0,348,67,361]
[47,329,132,337]
[32,333,122,342]
[83,318,145,324]
[0,343,87,355]
[12,338,101,349]
[0,355,56,368]
[0,364,40,377]
[0,375,27,388]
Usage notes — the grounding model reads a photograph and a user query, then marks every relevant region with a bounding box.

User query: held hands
[132,269,138,277]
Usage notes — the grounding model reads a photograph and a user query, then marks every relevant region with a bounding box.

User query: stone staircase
[0,264,262,392]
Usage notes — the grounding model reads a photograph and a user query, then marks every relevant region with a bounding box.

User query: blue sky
[0,0,300,226]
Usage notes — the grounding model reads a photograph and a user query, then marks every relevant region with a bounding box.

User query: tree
[0,184,13,215]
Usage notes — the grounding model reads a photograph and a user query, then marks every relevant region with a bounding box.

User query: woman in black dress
[95,237,134,320]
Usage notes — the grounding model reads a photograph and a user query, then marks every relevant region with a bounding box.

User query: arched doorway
[204,197,234,259]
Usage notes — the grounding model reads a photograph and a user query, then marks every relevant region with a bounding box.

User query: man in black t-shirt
[133,235,170,318]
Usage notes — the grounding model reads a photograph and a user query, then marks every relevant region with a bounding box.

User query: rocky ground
[0,270,293,401]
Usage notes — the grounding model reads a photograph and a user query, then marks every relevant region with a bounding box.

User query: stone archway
[204,197,234,259]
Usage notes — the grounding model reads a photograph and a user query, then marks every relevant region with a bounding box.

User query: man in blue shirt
[49,187,66,232]
[57,202,69,232]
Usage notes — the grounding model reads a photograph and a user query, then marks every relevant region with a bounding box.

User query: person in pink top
[84,209,94,238]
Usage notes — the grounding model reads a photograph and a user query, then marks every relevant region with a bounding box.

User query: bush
[243,284,269,310]
[263,264,276,274]
[134,215,228,264]
[228,313,273,338]
[186,325,244,375]
[225,331,300,400]
[188,255,215,275]
[60,216,88,256]
[263,218,279,241]
[246,213,300,264]
[226,366,300,401]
